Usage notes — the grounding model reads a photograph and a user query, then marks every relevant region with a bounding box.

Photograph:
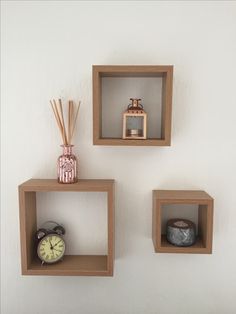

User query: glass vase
[57,145,78,184]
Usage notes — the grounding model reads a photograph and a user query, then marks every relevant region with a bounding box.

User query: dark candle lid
[167,218,196,229]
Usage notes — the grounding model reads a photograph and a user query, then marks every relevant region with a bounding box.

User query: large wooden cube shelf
[152,190,214,254]
[93,65,173,146]
[19,179,115,276]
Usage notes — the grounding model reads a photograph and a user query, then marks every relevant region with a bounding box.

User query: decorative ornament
[50,99,80,183]
[166,218,196,247]
[122,98,147,139]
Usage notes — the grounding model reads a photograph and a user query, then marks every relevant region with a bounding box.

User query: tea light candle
[166,219,196,247]
[127,129,143,137]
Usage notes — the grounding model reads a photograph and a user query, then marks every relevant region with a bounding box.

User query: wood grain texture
[19,179,115,276]
[154,190,213,201]
[93,66,101,142]
[152,190,214,254]
[93,65,173,146]
[93,65,173,77]
[19,179,114,191]
[152,191,157,250]
[161,67,173,145]
[93,138,170,146]
[198,202,214,253]
[19,189,37,273]
[158,236,208,254]
[28,255,108,276]
[107,182,115,275]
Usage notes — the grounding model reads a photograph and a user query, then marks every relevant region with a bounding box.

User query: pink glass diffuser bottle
[57,145,78,184]
[50,99,80,184]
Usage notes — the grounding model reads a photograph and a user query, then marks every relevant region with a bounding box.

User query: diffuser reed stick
[50,99,80,145]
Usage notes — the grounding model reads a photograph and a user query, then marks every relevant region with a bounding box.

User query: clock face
[37,234,65,264]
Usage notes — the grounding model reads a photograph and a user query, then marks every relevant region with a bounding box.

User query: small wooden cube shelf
[93,65,173,146]
[152,190,214,254]
[19,179,115,276]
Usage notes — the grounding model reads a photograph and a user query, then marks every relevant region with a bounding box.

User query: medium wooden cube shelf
[93,65,173,146]
[19,179,115,276]
[152,190,214,254]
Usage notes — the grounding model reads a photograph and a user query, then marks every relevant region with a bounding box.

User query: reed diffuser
[50,99,80,184]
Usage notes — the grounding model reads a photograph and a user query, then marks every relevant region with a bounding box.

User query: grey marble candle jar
[166,219,196,247]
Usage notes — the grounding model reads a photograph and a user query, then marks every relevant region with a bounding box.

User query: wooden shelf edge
[93,138,171,146]
[93,65,174,75]
[22,269,113,276]
[155,248,212,254]
[19,179,115,191]
[154,236,212,254]
[22,255,113,276]
[22,271,112,276]
[153,190,214,201]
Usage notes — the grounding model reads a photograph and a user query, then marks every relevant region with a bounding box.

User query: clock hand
[53,248,63,252]
[52,239,62,248]
[49,239,53,249]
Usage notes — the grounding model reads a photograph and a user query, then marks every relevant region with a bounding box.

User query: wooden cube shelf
[152,190,214,254]
[19,179,115,276]
[93,65,173,146]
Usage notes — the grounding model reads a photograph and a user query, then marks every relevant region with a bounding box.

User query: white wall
[1,1,236,314]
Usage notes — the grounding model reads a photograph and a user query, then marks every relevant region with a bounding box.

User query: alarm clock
[35,221,66,264]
